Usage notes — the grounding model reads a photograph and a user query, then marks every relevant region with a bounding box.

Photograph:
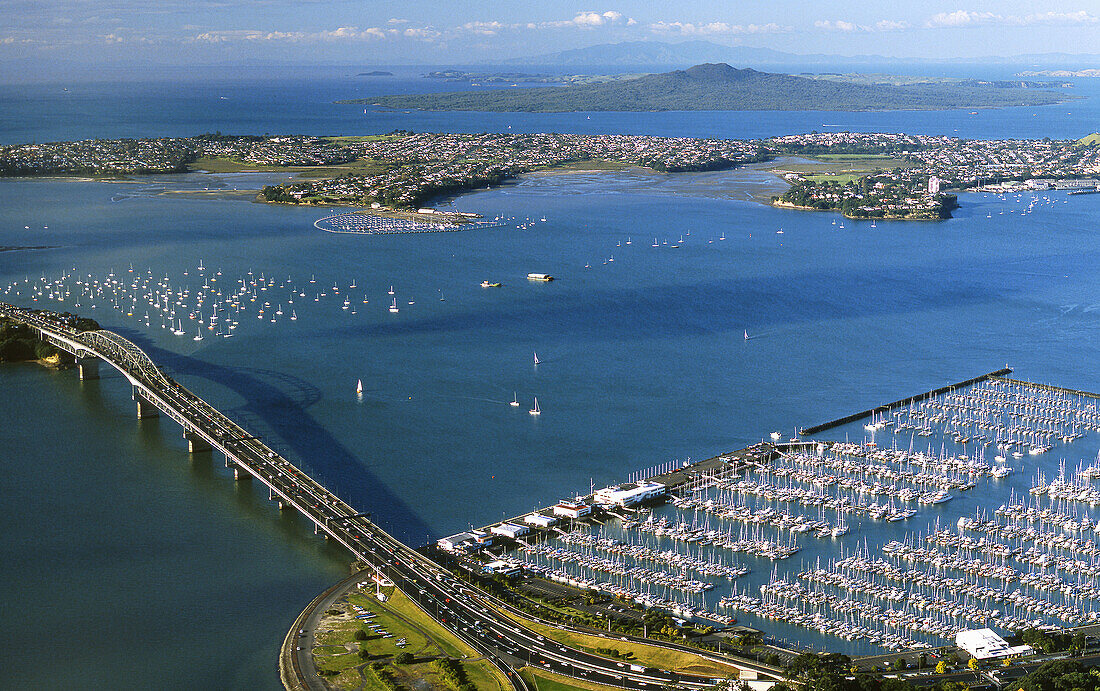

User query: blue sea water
[2,64,1100,144]
[4,67,1100,686]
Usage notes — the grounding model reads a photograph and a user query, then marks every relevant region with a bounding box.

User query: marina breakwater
[466,367,1017,542]
[991,376,1100,401]
[799,367,1013,436]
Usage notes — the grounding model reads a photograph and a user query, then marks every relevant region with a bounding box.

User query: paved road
[4,303,762,691]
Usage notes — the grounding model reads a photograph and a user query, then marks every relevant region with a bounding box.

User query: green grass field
[189,156,391,177]
[522,668,625,691]
[496,608,740,678]
[312,586,510,691]
[804,173,865,184]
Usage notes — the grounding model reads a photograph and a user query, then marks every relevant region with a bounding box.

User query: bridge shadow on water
[114,330,435,547]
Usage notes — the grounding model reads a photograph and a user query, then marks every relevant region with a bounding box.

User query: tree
[394,651,414,665]
[968,658,979,672]
[936,661,949,675]
[895,659,909,671]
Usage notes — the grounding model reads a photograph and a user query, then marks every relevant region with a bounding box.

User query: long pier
[1,302,742,691]
[799,367,1013,436]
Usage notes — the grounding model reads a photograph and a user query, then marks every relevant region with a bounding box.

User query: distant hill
[340,63,1071,113]
[495,40,1100,69]
[500,40,802,67]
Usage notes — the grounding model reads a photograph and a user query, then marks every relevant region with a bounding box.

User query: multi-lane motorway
[2,302,758,691]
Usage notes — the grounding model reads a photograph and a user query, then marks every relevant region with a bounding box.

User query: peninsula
[339,62,1072,112]
[2,131,1099,219]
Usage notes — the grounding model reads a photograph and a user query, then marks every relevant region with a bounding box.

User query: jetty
[800,367,1012,436]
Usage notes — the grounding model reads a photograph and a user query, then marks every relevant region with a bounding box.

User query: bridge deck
[1,301,760,691]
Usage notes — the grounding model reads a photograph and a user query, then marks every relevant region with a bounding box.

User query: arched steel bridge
[0,301,777,691]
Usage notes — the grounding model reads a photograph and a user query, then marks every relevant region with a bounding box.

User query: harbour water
[5,71,1100,686]
[3,65,1100,144]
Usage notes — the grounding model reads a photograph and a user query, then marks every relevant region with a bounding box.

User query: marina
[313,209,506,234]
[3,59,1100,691]
[445,371,1100,654]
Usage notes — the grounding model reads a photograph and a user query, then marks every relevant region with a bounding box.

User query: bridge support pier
[183,431,211,453]
[233,466,249,482]
[133,388,159,419]
[77,356,100,381]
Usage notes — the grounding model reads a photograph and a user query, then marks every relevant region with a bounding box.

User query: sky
[4,0,1100,76]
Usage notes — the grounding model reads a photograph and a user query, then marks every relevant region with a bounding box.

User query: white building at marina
[593,481,667,507]
[955,628,1034,660]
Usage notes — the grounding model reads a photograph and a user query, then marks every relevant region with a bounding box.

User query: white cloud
[542,11,632,29]
[574,11,622,27]
[875,20,910,31]
[403,27,440,40]
[462,21,507,36]
[649,21,787,36]
[814,18,911,32]
[1016,11,1098,25]
[926,9,1097,28]
[183,10,638,48]
[815,20,863,32]
[191,26,389,43]
[926,10,996,27]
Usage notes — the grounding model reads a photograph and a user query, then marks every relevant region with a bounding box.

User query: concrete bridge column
[233,465,249,482]
[76,356,100,381]
[183,430,211,453]
[133,388,159,419]
[268,488,288,510]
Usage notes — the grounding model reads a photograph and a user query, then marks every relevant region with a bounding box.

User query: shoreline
[770,198,953,221]
[279,568,366,691]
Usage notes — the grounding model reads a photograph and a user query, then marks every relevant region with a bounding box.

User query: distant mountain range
[497,40,1100,68]
[341,63,1071,113]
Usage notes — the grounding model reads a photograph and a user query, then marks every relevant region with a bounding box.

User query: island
[1017,69,1100,78]
[423,70,642,85]
[2,131,1099,220]
[356,70,393,76]
[338,62,1073,112]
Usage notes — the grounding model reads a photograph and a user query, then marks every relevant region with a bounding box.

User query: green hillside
[340,63,1071,113]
